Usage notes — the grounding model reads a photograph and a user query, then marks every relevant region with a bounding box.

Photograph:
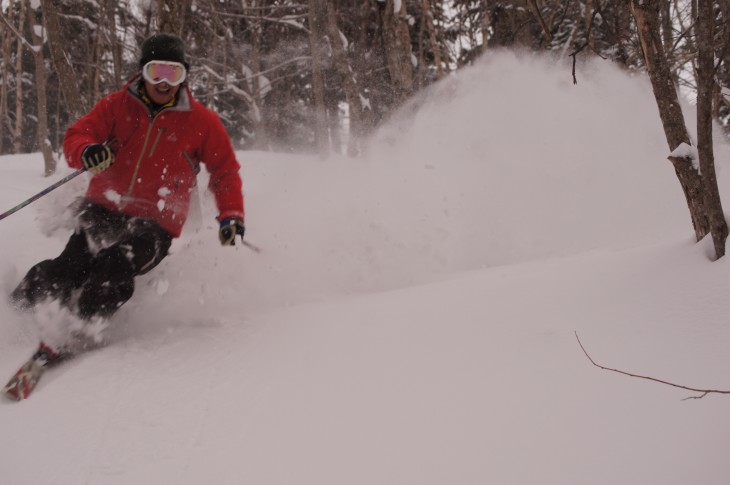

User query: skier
[8,33,245,371]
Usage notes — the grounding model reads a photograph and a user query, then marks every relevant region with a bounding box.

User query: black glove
[219,218,245,246]
[81,144,114,174]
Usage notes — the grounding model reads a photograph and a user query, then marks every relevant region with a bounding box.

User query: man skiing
[5,33,245,399]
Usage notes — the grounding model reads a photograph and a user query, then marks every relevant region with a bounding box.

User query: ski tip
[2,388,24,402]
[3,360,46,402]
[2,380,27,401]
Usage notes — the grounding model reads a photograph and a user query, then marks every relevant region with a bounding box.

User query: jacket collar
[125,74,192,114]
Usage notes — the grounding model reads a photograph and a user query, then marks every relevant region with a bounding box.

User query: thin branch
[0,9,35,52]
[575,331,730,400]
[713,40,728,74]
[671,18,696,52]
[568,10,604,85]
[528,0,553,43]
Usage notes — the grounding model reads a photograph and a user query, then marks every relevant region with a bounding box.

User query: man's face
[144,80,180,105]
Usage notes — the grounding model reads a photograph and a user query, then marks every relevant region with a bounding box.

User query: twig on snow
[575,331,730,400]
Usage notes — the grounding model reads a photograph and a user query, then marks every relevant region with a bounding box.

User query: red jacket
[64,76,244,238]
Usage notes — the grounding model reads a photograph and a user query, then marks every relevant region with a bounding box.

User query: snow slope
[1,51,730,484]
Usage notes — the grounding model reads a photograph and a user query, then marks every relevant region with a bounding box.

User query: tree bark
[325,2,371,155]
[40,0,85,123]
[0,1,13,154]
[421,0,444,80]
[106,0,122,89]
[481,0,490,52]
[308,0,329,158]
[380,0,414,105]
[247,0,270,150]
[695,0,727,258]
[715,0,730,134]
[528,0,552,43]
[26,1,55,175]
[613,0,633,67]
[658,0,673,69]
[89,5,104,105]
[157,0,191,36]
[13,0,25,153]
[630,0,710,243]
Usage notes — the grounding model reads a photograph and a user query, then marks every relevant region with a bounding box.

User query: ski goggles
[142,61,187,86]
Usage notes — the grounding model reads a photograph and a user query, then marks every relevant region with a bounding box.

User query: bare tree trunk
[53,85,60,147]
[26,0,55,175]
[247,0,270,150]
[380,0,414,105]
[481,0,491,52]
[585,0,595,50]
[614,0,634,66]
[0,1,14,154]
[12,0,25,153]
[40,0,85,123]
[326,89,341,154]
[432,2,451,76]
[695,0,727,258]
[355,1,371,70]
[106,0,123,89]
[421,0,444,80]
[659,0,673,66]
[528,0,552,44]
[630,0,710,243]
[308,0,329,158]
[714,0,730,134]
[325,2,370,155]
[157,0,191,35]
[416,0,428,85]
[89,9,103,105]
[142,1,153,37]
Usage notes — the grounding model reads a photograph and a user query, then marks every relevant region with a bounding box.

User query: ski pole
[242,240,262,253]
[0,168,86,222]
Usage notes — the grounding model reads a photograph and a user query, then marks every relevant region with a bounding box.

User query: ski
[2,343,63,401]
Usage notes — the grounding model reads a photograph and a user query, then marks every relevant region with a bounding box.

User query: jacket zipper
[148,128,164,157]
[122,81,182,208]
[122,121,156,208]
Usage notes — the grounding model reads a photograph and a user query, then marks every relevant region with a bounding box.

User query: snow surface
[2,51,730,484]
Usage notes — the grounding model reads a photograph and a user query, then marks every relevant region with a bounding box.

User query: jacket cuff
[217,210,244,222]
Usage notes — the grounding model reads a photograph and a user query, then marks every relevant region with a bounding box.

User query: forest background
[1,1,729,251]
[1,0,727,156]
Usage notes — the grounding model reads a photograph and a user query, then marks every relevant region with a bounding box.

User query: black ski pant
[11,202,172,320]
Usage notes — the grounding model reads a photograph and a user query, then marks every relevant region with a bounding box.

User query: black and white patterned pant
[11,200,172,320]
